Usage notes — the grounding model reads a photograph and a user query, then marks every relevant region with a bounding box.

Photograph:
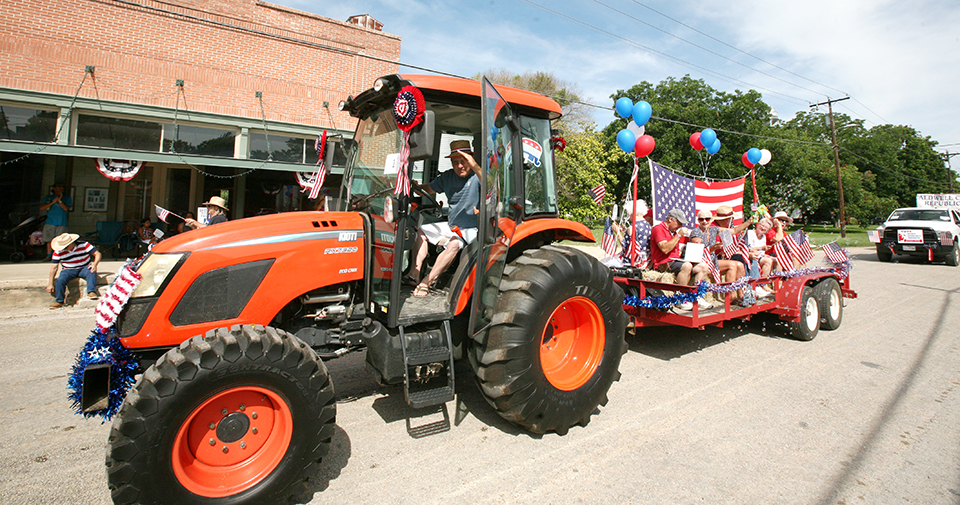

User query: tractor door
[470,78,522,335]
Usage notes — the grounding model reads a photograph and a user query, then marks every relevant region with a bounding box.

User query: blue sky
[277,0,960,156]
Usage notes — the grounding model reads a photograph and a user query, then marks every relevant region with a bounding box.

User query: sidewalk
[0,259,129,316]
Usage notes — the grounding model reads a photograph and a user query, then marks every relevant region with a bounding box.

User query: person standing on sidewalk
[39,182,72,260]
[46,233,100,309]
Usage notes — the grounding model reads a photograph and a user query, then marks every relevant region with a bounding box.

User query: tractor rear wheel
[106,325,336,505]
[470,245,628,435]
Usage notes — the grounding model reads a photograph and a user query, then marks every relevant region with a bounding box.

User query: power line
[518,0,811,106]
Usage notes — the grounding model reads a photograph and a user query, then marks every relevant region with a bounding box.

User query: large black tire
[470,245,628,435]
[815,277,843,331]
[876,245,892,262]
[945,242,959,267]
[106,325,336,505]
[787,285,820,341]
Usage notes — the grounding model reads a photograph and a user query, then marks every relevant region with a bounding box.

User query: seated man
[46,233,101,309]
[407,140,481,297]
[650,208,712,309]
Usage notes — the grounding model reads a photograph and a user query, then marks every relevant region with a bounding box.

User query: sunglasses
[697,217,712,221]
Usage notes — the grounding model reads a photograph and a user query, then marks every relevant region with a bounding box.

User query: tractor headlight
[131,253,187,298]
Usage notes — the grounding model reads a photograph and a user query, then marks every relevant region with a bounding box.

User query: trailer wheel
[815,278,843,331]
[945,242,959,267]
[788,286,820,341]
[470,245,628,435]
[106,325,336,505]
[876,245,892,262]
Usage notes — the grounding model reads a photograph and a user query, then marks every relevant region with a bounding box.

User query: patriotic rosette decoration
[393,85,424,196]
[96,158,145,181]
[68,263,143,420]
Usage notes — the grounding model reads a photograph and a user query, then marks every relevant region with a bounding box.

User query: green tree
[554,121,618,222]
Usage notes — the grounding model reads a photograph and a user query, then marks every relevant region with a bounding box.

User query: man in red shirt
[650,209,712,308]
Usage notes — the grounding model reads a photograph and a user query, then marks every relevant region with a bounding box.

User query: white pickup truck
[875,207,960,266]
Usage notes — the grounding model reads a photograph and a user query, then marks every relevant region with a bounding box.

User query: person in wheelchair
[407,140,481,297]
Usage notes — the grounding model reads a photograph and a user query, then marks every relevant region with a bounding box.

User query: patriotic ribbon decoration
[305,130,328,200]
[392,85,424,197]
[94,264,143,331]
[96,158,145,182]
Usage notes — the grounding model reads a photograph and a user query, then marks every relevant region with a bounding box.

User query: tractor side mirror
[408,110,435,162]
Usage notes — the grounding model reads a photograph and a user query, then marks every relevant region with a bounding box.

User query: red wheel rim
[171,386,292,497]
[539,296,606,391]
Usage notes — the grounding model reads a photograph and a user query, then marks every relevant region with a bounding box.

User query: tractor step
[407,386,454,409]
[399,321,455,409]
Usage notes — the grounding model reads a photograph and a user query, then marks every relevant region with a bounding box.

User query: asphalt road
[1,247,958,504]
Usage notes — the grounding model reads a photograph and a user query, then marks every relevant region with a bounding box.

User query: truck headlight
[131,253,187,298]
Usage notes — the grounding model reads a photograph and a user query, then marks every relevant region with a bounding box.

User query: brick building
[0,0,400,256]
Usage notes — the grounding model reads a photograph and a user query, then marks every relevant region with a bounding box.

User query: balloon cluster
[689,128,721,154]
[615,97,656,158]
[741,148,772,168]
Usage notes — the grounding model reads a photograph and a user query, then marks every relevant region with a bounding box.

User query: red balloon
[742,151,755,168]
[689,132,703,151]
[635,134,656,158]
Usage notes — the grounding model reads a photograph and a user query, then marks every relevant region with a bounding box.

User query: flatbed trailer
[612,268,857,340]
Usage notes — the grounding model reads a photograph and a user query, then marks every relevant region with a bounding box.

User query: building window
[76,115,162,151]
[0,105,57,142]
[249,132,307,163]
[163,124,236,157]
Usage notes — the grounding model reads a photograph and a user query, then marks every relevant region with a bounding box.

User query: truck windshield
[888,209,950,222]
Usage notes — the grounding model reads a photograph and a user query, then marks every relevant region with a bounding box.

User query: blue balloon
[632,101,652,127]
[616,129,637,154]
[700,128,717,148]
[615,97,634,118]
[707,138,721,155]
[747,147,762,164]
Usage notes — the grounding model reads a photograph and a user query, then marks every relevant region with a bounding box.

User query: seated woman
[747,217,777,297]
[137,218,160,250]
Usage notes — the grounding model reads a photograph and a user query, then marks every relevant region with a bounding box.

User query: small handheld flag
[589,185,606,205]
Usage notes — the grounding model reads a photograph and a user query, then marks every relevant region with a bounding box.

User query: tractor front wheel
[106,325,336,505]
[470,245,628,435]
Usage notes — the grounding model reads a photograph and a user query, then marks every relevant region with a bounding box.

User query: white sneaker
[678,301,694,311]
[698,298,713,309]
[754,287,771,298]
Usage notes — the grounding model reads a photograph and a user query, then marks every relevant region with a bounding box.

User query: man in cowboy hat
[184,196,229,229]
[407,139,481,297]
[47,232,101,309]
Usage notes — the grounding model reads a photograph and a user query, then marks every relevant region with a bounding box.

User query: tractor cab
[336,75,562,332]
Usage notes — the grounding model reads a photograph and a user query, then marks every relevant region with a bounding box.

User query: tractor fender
[451,218,595,315]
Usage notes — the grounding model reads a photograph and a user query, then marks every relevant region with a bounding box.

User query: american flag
[589,184,606,205]
[772,240,794,271]
[155,205,171,223]
[720,229,750,259]
[703,248,721,283]
[784,229,813,265]
[823,241,849,265]
[623,220,652,268]
[867,230,881,243]
[601,217,618,257]
[651,160,745,225]
[940,232,955,246]
[308,130,328,200]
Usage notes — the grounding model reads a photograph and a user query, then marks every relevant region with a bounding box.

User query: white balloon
[626,122,644,138]
[759,149,772,166]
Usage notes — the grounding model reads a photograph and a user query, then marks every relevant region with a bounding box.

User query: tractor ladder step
[398,321,455,408]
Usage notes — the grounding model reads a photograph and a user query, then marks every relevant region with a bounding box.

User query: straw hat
[773,211,794,224]
[202,196,229,211]
[51,233,79,252]
[715,205,735,220]
[444,140,473,158]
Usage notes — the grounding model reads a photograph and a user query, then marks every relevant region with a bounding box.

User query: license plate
[902,245,916,251]
[898,229,924,244]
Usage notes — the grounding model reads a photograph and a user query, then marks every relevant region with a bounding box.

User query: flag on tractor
[601,217,618,257]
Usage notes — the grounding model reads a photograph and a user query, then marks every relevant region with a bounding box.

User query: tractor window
[519,116,557,216]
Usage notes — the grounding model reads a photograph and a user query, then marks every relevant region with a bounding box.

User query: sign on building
[916,193,960,210]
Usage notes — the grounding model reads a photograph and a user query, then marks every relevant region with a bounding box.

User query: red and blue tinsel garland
[67,326,138,421]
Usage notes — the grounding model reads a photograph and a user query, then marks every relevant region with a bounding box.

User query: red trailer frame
[615,271,856,330]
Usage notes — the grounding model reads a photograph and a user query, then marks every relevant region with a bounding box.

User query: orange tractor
[92,75,628,504]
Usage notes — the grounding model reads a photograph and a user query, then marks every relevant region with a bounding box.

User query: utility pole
[942,151,957,192]
[811,97,850,237]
